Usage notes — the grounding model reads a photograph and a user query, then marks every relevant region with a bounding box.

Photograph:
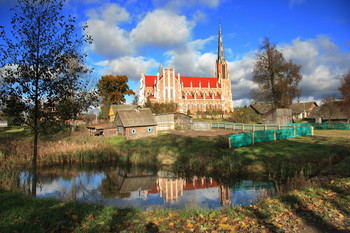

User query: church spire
[217,23,225,62]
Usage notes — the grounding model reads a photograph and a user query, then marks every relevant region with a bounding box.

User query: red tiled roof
[144,75,221,88]
[145,75,157,87]
[181,76,221,88]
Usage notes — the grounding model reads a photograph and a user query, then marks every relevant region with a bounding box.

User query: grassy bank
[0,177,348,232]
[1,127,350,179]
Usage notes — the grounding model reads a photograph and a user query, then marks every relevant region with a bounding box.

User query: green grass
[1,177,349,232]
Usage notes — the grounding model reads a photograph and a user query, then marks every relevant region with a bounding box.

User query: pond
[12,165,277,210]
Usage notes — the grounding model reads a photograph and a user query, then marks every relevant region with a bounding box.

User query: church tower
[216,24,229,81]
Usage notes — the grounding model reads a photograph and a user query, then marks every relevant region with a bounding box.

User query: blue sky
[1,0,349,106]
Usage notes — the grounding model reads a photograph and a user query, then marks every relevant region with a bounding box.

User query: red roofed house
[138,25,234,114]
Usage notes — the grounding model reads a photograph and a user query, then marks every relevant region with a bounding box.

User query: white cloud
[229,35,350,106]
[86,3,133,58]
[130,9,192,48]
[165,36,216,77]
[282,36,350,100]
[228,54,257,101]
[96,56,158,80]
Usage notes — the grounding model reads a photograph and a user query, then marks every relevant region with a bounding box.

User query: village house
[114,107,157,139]
[138,25,233,114]
[289,102,318,121]
[307,101,349,123]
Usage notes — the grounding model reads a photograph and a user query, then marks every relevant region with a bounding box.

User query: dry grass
[314,129,350,138]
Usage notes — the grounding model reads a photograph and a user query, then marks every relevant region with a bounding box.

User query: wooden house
[114,108,157,139]
[307,101,349,123]
[290,102,318,121]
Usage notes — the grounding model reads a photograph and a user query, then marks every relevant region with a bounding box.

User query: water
[14,166,276,210]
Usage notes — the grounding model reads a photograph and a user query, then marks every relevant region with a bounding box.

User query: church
[138,25,233,114]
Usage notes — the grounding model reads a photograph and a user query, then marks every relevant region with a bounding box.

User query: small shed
[155,113,175,131]
[250,104,292,125]
[262,108,292,125]
[115,108,157,139]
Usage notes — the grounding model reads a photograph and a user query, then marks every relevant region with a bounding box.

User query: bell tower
[216,24,229,81]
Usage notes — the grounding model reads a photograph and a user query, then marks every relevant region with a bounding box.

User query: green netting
[212,122,218,128]
[230,133,252,147]
[287,122,350,130]
[295,126,313,137]
[254,129,275,143]
[276,128,295,140]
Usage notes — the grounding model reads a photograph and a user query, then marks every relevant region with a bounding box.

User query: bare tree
[252,38,302,108]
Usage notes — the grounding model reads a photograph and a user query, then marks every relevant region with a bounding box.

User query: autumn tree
[97,75,135,119]
[339,70,350,117]
[0,0,94,195]
[252,38,302,108]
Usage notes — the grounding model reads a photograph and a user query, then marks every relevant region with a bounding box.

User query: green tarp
[254,129,275,143]
[287,122,350,130]
[230,133,252,148]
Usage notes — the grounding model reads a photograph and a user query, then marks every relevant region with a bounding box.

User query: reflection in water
[13,166,276,209]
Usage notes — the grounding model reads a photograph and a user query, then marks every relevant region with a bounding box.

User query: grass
[0,177,349,232]
[1,127,350,179]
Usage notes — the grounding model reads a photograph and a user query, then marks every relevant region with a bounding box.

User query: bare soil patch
[169,129,244,137]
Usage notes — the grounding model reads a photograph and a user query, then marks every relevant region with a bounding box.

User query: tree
[339,70,350,117]
[97,75,135,105]
[252,38,302,108]
[0,0,94,195]
[144,98,178,114]
[97,75,135,120]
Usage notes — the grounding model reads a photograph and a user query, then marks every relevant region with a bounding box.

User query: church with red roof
[138,25,233,113]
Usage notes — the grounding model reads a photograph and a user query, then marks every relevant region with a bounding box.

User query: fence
[287,122,350,130]
[229,126,313,148]
[211,122,292,131]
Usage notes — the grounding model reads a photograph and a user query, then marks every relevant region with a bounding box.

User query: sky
[1,0,349,107]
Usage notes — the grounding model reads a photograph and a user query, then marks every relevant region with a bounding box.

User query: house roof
[308,101,348,119]
[289,102,318,114]
[115,108,157,127]
[144,75,221,88]
[119,176,157,193]
[250,104,274,115]
[111,104,138,114]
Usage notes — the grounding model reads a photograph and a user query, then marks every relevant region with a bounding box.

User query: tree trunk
[31,130,38,196]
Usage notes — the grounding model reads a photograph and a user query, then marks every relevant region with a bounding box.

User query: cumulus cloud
[228,35,350,106]
[282,36,350,100]
[96,56,158,80]
[165,36,216,76]
[86,3,133,58]
[228,54,257,101]
[130,9,192,48]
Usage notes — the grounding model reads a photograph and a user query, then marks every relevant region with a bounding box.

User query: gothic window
[202,91,207,97]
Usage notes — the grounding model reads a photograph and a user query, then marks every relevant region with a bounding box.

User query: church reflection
[15,167,275,208]
[99,169,274,207]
